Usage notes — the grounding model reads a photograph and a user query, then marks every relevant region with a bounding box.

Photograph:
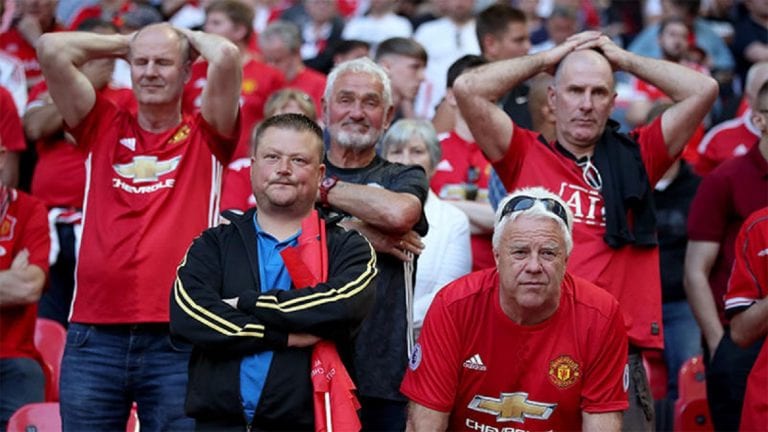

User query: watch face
[322,177,335,188]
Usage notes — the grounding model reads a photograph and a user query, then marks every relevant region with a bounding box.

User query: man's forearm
[0,266,46,307]
[327,181,422,234]
[619,53,717,104]
[38,32,129,70]
[731,298,768,348]
[684,273,724,354]
[406,402,449,432]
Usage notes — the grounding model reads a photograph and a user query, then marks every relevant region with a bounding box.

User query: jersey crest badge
[169,124,191,145]
[0,215,16,242]
[548,355,580,389]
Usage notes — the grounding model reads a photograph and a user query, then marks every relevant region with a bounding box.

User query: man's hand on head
[541,31,602,74]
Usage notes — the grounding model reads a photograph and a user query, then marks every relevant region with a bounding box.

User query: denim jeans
[662,301,702,400]
[0,357,45,432]
[60,323,194,432]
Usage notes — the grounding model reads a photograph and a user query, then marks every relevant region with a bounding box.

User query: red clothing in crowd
[431,130,494,271]
[29,81,135,209]
[0,189,50,360]
[401,269,628,431]
[493,117,672,349]
[695,110,759,175]
[723,207,768,430]
[66,95,237,324]
[0,86,24,151]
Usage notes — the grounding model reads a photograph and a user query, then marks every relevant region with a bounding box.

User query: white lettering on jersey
[111,178,175,194]
[465,418,553,432]
[558,183,605,227]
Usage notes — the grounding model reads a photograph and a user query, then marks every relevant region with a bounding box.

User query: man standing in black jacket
[170,113,377,431]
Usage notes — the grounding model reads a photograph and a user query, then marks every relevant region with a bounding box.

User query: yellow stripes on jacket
[255,242,377,313]
[173,254,266,338]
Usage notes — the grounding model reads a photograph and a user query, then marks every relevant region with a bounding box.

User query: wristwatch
[319,176,339,207]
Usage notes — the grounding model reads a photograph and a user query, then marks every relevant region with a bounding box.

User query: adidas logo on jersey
[463,354,486,371]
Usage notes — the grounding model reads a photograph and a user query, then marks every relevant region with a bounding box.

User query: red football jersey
[29,81,136,209]
[493,118,672,349]
[0,190,50,359]
[0,85,25,151]
[695,111,759,176]
[401,269,629,431]
[67,95,237,324]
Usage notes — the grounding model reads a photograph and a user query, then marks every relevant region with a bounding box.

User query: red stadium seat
[33,318,67,402]
[674,355,713,431]
[7,402,140,432]
[6,402,61,432]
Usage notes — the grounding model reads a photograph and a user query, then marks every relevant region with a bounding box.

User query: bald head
[131,23,191,65]
[746,62,768,108]
[554,49,615,89]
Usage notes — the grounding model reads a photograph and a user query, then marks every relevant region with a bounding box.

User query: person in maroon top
[685,80,768,431]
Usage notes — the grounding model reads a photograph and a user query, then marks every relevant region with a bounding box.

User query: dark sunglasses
[500,195,569,228]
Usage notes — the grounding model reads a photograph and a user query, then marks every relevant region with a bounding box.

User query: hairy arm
[326,180,424,235]
[406,402,449,432]
[453,31,601,162]
[180,29,241,137]
[23,93,64,141]
[36,31,130,128]
[0,249,46,307]
[592,35,718,158]
[583,411,622,432]
[683,240,723,357]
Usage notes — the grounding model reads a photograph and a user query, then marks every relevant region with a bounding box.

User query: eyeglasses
[576,156,602,190]
[500,195,569,228]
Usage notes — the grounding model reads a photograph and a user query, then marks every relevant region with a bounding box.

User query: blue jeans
[662,301,702,400]
[0,358,45,432]
[60,323,194,432]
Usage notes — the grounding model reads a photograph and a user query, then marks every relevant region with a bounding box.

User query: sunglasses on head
[500,195,569,228]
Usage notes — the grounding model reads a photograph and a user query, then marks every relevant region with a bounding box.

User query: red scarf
[280,210,362,432]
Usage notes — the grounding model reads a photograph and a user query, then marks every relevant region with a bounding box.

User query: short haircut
[548,5,578,21]
[251,113,325,161]
[131,23,192,65]
[374,37,428,64]
[379,119,441,169]
[476,4,526,53]
[325,57,393,110]
[206,0,255,41]
[493,186,574,255]
[657,16,687,36]
[333,39,370,57]
[264,89,317,120]
[446,54,487,88]
[260,20,302,52]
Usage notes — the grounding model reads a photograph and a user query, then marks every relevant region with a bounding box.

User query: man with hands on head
[401,187,629,432]
[36,22,241,430]
[452,30,718,430]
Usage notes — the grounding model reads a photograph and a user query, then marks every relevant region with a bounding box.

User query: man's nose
[524,255,543,273]
[276,157,292,173]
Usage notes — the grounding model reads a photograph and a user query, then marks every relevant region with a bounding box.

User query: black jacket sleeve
[238,227,377,340]
[170,227,289,354]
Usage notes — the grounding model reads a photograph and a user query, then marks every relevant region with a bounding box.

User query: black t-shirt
[324,155,429,400]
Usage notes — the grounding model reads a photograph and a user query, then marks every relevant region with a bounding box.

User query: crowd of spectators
[0,0,766,429]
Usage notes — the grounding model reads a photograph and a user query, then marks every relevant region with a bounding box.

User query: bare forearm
[0,266,46,307]
[684,272,723,354]
[619,53,717,104]
[447,200,494,234]
[327,181,422,234]
[454,52,549,104]
[730,298,768,348]
[37,32,129,71]
[23,103,64,140]
[406,402,449,432]
[583,411,622,431]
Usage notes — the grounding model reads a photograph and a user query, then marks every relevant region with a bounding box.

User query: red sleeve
[0,86,25,152]
[18,193,50,274]
[581,291,629,413]
[687,170,730,242]
[633,115,675,186]
[400,286,463,412]
[491,122,539,190]
[724,208,768,314]
[66,94,120,152]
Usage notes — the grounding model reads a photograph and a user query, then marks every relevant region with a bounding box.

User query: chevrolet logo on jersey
[113,155,182,183]
[468,392,556,423]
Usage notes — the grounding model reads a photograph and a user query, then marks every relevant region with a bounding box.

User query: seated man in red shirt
[402,186,629,431]
[0,142,50,431]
